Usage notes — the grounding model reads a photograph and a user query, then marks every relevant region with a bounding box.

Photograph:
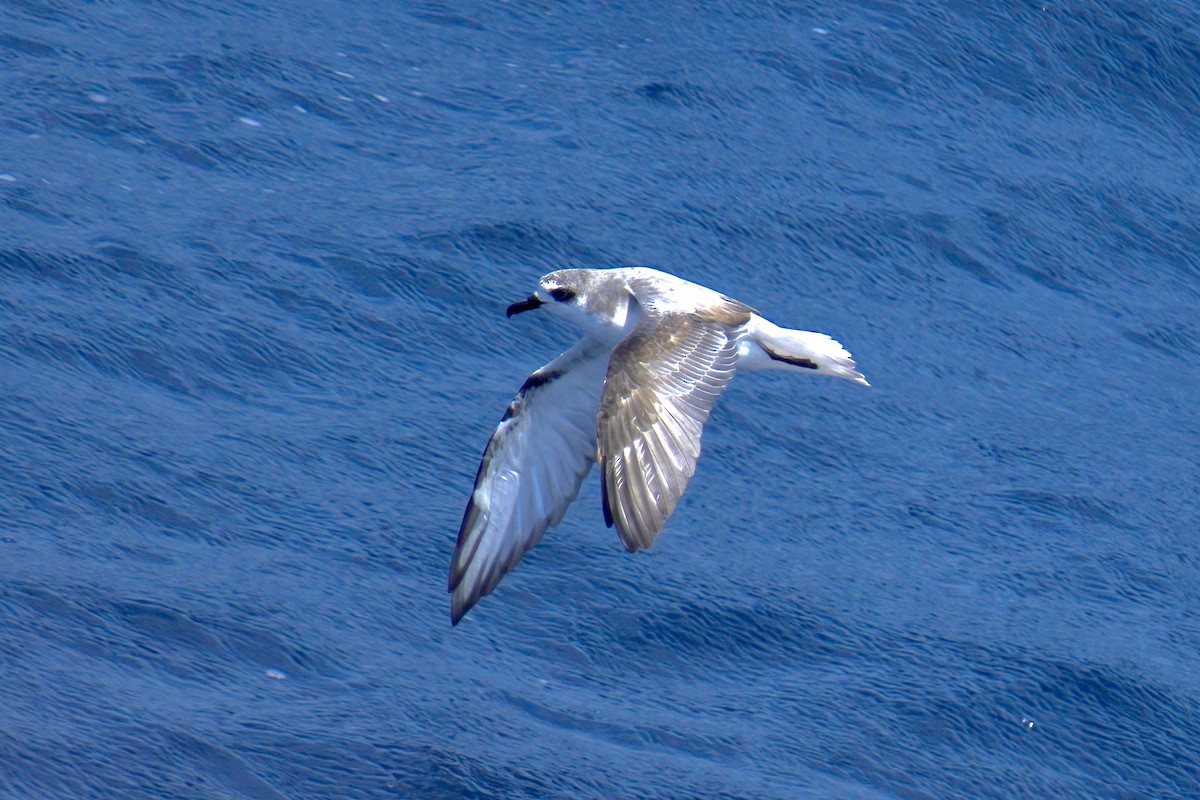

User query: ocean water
[2,1,1198,798]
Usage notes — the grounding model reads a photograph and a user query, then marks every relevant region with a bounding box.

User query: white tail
[743,318,869,386]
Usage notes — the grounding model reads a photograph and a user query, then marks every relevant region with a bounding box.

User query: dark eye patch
[549,287,576,302]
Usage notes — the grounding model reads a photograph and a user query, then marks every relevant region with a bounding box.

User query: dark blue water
[3,1,1198,797]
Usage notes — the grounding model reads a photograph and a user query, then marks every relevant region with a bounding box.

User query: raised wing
[449,342,609,624]
[596,307,749,551]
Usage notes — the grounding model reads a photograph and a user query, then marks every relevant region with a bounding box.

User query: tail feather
[748,319,869,386]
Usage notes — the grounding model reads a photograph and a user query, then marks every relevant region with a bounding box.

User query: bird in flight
[449,267,867,624]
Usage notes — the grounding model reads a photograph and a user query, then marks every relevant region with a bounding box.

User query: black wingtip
[450,599,468,626]
[600,468,614,529]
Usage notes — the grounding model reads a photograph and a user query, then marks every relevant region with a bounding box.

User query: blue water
[2,1,1198,797]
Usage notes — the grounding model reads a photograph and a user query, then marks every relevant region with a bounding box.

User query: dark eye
[549,287,575,302]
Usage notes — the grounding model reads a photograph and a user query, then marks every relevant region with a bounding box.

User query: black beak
[506,295,543,318]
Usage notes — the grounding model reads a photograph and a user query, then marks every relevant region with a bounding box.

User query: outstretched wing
[596,306,749,551]
[449,341,609,624]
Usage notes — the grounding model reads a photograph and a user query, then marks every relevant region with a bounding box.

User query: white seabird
[449,267,867,624]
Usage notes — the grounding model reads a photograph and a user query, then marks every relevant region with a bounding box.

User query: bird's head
[507,269,636,339]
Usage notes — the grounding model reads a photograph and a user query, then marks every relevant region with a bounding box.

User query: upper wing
[596,309,747,552]
[449,341,609,624]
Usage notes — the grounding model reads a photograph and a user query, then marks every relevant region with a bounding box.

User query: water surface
[2,1,1198,798]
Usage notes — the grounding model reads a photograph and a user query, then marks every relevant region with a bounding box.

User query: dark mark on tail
[766,349,819,369]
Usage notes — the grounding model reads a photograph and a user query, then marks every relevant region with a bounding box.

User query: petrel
[449,267,867,624]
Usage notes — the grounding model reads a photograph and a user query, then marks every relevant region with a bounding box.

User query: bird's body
[449,267,867,624]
